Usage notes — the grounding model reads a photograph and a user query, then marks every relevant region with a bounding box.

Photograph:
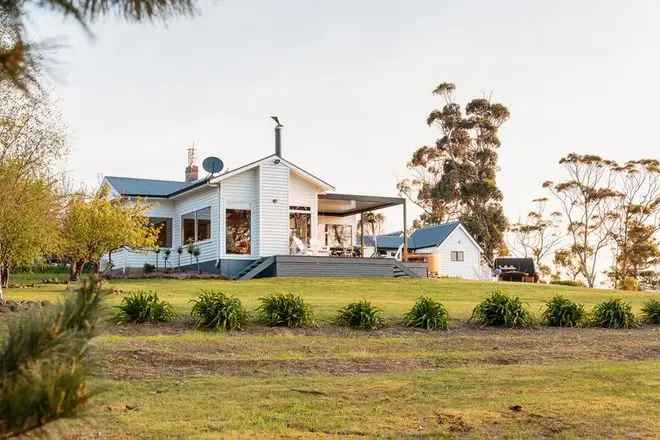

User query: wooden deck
[234,256,427,280]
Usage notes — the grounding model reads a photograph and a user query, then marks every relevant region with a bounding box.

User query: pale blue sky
[29,0,660,230]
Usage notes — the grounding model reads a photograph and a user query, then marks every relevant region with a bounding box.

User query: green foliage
[114,290,174,323]
[403,296,449,330]
[541,295,585,327]
[640,299,660,324]
[0,277,104,437]
[469,290,533,328]
[591,298,638,329]
[335,300,383,330]
[549,279,585,287]
[143,263,156,273]
[190,290,247,331]
[257,293,314,328]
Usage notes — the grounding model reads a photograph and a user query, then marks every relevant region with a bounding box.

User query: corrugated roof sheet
[363,232,404,249]
[363,221,463,250]
[494,257,537,275]
[408,221,461,250]
[105,176,209,198]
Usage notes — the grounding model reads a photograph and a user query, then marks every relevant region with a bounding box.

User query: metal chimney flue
[271,116,283,157]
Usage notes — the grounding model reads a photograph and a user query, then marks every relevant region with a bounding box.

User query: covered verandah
[314,193,409,260]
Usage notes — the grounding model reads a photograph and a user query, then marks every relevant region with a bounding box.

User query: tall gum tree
[544,154,620,288]
[398,82,510,260]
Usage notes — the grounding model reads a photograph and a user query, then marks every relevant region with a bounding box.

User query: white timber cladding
[259,159,290,256]
[220,168,259,259]
[172,186,219,265]
[105,198,176,270]
[289,172,321,243]
[414,225,483,279]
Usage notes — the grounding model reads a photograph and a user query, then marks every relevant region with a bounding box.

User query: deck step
[391,260,421,278]
[234,257,275,280]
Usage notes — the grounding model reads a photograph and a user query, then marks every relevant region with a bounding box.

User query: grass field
[3,277,660,439]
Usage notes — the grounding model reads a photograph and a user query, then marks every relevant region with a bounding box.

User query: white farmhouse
[100,128,425,279]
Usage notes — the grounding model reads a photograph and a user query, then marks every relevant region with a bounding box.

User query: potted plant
[176,246,183,270]
[164,249,171,270]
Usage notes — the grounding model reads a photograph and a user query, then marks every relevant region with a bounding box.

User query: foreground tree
[60,187,158,281]
[544,154,620,288]
[398,82,510,260]
[1,0,198,91]
[509,197,563,278]
[0,278,104,438]
[0,86,67,302]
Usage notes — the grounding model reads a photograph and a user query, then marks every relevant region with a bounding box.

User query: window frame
[225,208,252,256]
[450,251,465,262]
[149,217,172,248]
[180,207,212,245]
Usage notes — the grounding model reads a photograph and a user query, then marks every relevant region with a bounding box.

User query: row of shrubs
[114,289,660,331]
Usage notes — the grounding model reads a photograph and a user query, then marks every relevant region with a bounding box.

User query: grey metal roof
[363,221,463,251]
[494,257,537,275]
[105,176,209,198]
[408,221,461,250]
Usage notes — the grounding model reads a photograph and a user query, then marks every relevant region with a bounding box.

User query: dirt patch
[94,323,660,380]
[435,413,472,433]
[99,349,443,380]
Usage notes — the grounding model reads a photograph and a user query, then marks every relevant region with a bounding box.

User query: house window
[181,207,212,244]
[290,212,311,249]
[150,217,172,248]
[226,209,251,255]
[325,224,353,247]
[451,251,464,262]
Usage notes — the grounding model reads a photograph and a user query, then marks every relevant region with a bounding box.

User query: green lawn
[7,276,657,321]
[4,277,660,439]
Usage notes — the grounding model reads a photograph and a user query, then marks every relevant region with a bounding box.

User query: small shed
[494,257,539,283]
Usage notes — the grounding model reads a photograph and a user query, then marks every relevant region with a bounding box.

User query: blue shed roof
[408,221,461,250]
[363,232,404,249]
[105,176,209,198]
[363,221,465,251]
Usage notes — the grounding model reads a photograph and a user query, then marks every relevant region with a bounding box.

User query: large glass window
[290,211,311,247]
[226,209,251,255]
[325,224,353,247]
[181,207,212,244]
[150,217,172,248]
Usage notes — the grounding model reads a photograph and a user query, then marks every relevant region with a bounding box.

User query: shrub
[0,277,104,437]
[641,299,660,324]
[591,298,638,329]
[469,290,533,328]
[541,295,585,327]
[143,263,155,273]
[257,293,314,328]
[336,300,383,330]
[549,279,585,287]
[190,290,247,331]
[403,297,449,330]
[114,290,175,323]
[622,277,640,291]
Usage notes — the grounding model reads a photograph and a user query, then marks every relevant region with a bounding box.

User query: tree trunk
[69,260,84,282]
[1,265,7,289]
[0,265,4,304]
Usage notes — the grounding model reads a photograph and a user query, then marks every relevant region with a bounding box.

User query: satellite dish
[202,157,224,174]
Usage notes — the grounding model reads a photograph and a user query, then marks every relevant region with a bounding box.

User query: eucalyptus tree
[544,154,620,288]
[398,82,510,260]
[509,197,563,278]
[608,159,660,288]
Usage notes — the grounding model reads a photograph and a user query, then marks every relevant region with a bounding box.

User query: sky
[26,0,660,235]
